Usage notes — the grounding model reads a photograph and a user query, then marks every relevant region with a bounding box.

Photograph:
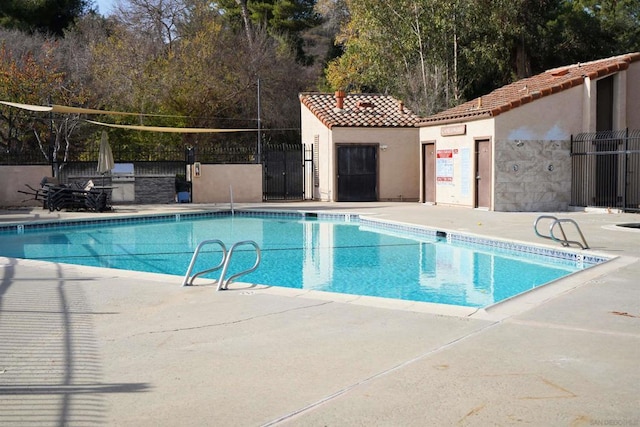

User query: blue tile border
[0,209,322,234]
[0,211,229,234]
[232,210,306,219]
[358,217,609,266]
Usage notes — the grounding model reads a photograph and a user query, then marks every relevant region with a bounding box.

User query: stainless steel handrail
[182,239,227,286]
[217,240,262,291]
[533,215,590,250]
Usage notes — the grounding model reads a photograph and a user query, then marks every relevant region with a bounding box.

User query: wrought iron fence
[1,128,301,166]
[0,142,258,165]
[0,146,49,165]
[571,129,640,212]
[193,145,257,164]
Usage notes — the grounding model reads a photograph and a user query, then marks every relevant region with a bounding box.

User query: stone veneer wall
[133,162,186,204]
[494,139,571,212]
[134,176,176,204]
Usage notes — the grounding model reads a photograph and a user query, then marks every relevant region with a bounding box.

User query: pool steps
[182,239,261,290]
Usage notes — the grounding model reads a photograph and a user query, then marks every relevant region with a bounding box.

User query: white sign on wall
[436,149,454,184]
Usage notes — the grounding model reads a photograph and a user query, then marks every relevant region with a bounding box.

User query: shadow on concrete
[0,260,150,425]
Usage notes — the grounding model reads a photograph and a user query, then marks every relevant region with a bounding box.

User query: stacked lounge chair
[20,178,109,212]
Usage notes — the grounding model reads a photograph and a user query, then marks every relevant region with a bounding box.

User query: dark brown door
[336,145,377,201]
[422,143,436,203]
[475,139,491,208]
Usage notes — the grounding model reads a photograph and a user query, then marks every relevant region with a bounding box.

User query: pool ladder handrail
[217,240,261,291]
[533,215,590,250]
[182,239,261,289]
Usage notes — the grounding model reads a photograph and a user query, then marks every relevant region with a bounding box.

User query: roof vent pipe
[335,90,345,110]
[399,101,404,113]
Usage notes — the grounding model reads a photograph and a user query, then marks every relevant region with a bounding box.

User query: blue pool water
[0,212,605,308]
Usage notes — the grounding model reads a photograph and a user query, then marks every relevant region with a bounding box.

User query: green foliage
[217,0,321,63]
[325,0,471,114]
[324,0,640,114]
[0,0,92,36]
[0,37,92,168]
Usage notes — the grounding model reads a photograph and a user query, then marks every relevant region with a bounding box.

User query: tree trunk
[235,0,253,47]
[514,37,532,78]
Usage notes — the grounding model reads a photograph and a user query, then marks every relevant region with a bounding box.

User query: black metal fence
[0,146,50,165]
[0,141,260,165]
[77,143,258,164]
[571,129,640,212]
[190,145,257,164]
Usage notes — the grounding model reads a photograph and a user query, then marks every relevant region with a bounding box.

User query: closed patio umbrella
[97,130,114,185]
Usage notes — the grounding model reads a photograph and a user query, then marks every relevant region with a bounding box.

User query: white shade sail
[85,120,258,133]
[1,100,259,133]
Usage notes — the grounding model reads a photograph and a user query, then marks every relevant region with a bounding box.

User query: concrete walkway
[0,203,638,426]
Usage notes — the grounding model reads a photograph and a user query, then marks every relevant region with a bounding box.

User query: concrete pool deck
[0,202,638,426]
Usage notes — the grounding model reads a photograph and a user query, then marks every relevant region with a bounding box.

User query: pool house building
[300,52,640,212]
[299,92,424,202]
[417,52,640,212]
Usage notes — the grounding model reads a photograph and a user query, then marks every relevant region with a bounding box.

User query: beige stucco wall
[495,65,640,137]
[490,89,578,211]
[190,164,262,203]
[0,165,52,207]
[419,118,495,208]
[301,106,333,200]
[495,86,585,140]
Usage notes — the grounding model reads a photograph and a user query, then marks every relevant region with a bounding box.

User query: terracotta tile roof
[299,92,423,129]
[418,52,640,126]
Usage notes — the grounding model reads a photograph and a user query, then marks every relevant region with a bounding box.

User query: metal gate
[262,143,304,201]
[571,129,640,212]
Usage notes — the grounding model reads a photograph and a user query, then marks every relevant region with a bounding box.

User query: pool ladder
[182,239,261,290]
[533,215,590,250]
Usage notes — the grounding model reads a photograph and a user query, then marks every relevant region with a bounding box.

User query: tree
[0,33,92,173]
[216,0,321,64]
[113,0,189,53]
[0,0,93,36]
[310,0,349,86]
[537,0,640,69]
[324,0,467,115]
[87,0,308,156]
[324,0,640,114]
[162,5,308,140]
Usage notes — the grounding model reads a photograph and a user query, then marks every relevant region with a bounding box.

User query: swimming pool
[0,211,607,308]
